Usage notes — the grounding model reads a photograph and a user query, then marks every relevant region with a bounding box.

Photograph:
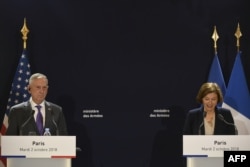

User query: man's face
[28,77,48,104]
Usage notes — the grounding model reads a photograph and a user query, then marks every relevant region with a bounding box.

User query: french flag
[207,54,226,107]
[222,52,250,134]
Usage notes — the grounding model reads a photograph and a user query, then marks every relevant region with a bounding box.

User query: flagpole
[208,25,226,97]
[211,25,219,54]
[234,23,242,52]
[21,18,29,49]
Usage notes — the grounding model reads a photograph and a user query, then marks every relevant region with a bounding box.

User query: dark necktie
[35,105,43,135]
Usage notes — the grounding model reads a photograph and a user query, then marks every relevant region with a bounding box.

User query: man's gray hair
[29,73,48,84]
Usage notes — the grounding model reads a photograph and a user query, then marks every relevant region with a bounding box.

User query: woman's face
[202,92,218,112]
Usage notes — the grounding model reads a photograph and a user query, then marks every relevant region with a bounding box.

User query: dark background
[0,1,249,167]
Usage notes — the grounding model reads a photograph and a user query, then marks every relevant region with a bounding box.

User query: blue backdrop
[0,1,249,167]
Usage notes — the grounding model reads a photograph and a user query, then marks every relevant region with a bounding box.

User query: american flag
[0,49,31,167]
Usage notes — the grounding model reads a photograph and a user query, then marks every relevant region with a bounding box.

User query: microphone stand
[51,110,59,136]
[218,114,238,135]
[198,112,207,135]
[20,110,35,135]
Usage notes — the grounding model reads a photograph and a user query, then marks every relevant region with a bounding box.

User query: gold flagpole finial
[21,18,29,49]
[211,26,219,54]
[234,23,242,52]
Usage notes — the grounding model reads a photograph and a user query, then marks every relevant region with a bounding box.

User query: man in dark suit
[6,73,67,136]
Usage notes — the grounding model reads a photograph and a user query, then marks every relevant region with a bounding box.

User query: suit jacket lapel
[44,101,52,128]
[213,108,220,134]
[198,107,205,135]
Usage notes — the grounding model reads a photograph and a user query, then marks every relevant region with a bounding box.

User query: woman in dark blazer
[183,82,236,135]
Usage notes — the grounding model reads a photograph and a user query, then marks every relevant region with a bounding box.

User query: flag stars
[3,51,31,127]
[19,69,23,74]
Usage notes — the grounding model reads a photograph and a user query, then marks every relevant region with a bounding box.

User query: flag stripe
[222,103,250,134]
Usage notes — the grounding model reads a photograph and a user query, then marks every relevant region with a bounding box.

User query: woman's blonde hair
[196,82,223,104]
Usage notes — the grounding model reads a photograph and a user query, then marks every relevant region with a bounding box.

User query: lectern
[183,135,250,167]
[1,136,76,167]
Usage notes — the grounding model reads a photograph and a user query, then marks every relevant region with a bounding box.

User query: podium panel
[186,157,223,167]
[1,136,76,167]
[7,158,71,167]
[183,135,250,167]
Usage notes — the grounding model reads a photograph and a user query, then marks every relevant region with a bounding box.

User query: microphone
[198,112,207,135]
[218,114,238,135]
[51,110,59,135]
[20,110,35,135]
